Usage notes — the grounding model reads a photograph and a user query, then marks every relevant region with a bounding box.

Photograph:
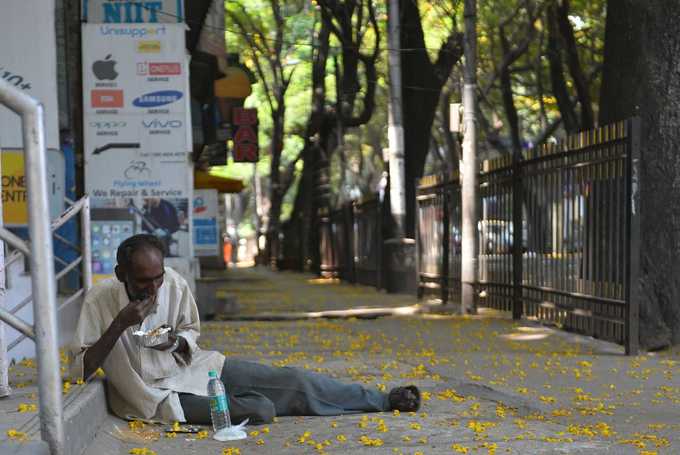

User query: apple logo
[92,55,118,81]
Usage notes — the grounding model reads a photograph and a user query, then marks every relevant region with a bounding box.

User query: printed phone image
[91,207,136,277]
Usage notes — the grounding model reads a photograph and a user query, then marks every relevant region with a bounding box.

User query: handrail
[51,196,89,232]
[0,227,31,256]
[0,78,64,454]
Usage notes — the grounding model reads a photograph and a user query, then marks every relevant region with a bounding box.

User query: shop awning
[214,66,254,99]
[194,170,244,193]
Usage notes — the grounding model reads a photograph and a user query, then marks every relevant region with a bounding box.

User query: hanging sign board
[232,107,258,162]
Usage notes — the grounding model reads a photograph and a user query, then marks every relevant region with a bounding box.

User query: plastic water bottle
[207,370,231,432]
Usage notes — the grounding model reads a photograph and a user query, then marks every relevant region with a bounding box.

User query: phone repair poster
[82,23,193,281]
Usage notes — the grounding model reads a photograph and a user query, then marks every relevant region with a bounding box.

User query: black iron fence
[320,196,384,289]
[416,119,641,354]
[415,173,462,304]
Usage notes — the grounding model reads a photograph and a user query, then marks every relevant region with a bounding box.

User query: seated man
[71,234,420,424]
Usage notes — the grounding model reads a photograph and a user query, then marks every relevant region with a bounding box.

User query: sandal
[388,385,421,412]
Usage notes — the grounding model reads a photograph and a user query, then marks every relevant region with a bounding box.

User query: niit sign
[83,1,185,24]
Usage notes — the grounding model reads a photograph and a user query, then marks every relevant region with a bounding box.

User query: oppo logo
[90,121,127,129]
[142,119,183,129]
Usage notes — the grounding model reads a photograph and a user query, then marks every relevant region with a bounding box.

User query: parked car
[478,220,511,254]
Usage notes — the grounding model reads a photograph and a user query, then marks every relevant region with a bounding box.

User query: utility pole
[387,0,406,235]
[383,0,417,294]
[461,0,478,314]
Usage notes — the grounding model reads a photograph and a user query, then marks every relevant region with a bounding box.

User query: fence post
[512,158,524,320]
[625,118,641,355]
[441,179,450,305]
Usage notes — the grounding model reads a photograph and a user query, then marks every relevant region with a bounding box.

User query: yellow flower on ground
[359,435,384,446]
[451,444,469,453]
[128,420,145,431]
[6,429,28,441]
[336,434,347,442]
[17,403,37,413]
[222,449,241,455]
[129,449,156,455]
[256,439,265,445]
[196,430,209,439]
[165,432,176,438]
[410,422,421,430]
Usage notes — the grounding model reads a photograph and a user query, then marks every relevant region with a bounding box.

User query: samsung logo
[132,90,183,108]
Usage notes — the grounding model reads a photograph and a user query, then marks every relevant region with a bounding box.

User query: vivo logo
[142,119,183,128]
[132,90,182,108]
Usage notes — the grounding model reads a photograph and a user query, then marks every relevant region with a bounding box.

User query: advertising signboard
[82,23,192,279]
[193,189,219,256]
[1,150,65,226]
[0,0,59,149]
[82,0,184,23]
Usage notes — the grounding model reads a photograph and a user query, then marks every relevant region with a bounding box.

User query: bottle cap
[208,370,217,378]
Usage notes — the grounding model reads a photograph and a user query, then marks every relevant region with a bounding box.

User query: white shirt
[70,267,225,422]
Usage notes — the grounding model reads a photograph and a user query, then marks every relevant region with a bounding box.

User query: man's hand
[114,295,156,329]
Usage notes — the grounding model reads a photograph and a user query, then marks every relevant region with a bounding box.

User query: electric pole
[387,0,406,235]
[461,0,478,314]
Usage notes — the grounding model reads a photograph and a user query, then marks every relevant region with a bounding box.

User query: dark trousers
[179,358,389,425]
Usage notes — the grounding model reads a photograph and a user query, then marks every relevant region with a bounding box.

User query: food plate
[133,325,171,348]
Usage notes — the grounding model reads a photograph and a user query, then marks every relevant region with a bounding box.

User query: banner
[0,0,59,149]
[83,23,192,279]
[83,0,184,23]
[193,189,219,256]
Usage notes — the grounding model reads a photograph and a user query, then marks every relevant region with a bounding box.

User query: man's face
[120,247,165,302]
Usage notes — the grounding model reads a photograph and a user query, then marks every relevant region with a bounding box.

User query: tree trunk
[400,0,462,238]
[600,0,680,349]
[265,107,285,267]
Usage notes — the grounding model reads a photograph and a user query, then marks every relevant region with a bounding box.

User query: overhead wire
[122,2,461,58]
[84,2,460,94]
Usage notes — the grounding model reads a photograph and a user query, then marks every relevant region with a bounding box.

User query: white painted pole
[461,0,479,314]
[387,0,406,235]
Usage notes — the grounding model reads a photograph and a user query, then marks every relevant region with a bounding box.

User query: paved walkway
[4,267,680,454]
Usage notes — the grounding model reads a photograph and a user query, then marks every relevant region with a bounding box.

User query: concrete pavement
[3,267,680,454]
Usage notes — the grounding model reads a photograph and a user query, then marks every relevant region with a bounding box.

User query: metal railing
[3,196,92,352]
[415,173,462,304]
[0,79,92,454]
[319,195,384,289]
[416,119,641,354]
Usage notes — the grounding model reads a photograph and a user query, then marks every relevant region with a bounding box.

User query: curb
[19,379,107,455]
